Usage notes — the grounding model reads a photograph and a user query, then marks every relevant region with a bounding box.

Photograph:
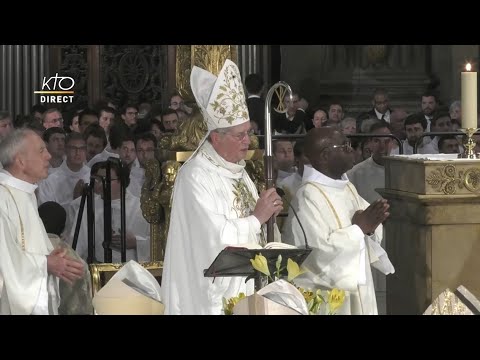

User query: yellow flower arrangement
[223,253,346,315]
[222,292,246,315]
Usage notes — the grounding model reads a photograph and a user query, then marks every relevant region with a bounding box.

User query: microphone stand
[86,178,96,264]
[276,187,310,250]
[118,159,127,263]
[72,182,89,251]
[103,160,113,263]
[104,157,127,263]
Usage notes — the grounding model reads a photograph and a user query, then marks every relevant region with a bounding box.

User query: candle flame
[466,63,472,71]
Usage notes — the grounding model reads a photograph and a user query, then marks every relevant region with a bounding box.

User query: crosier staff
[264,82,293,243]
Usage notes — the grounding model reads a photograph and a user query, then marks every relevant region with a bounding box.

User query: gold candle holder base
[458,128,480,159]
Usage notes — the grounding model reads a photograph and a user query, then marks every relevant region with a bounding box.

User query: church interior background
[1,45,480,315]
[1,45,478,121]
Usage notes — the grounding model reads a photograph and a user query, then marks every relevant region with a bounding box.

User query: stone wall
[279,45,479,116]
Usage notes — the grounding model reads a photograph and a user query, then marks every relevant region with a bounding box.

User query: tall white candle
[462,63,477,129]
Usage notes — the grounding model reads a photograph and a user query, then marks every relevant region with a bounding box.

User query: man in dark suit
[272,91,309,134]
[357,88,392,131]
[245,73,265,134]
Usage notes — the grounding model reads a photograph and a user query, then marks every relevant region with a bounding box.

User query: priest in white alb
[71,160,150,263]
[282,128,394,315]
[161,59,283,315]
[37,132,90,208]
[0,129,83,315]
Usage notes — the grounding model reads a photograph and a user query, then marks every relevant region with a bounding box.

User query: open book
[226,242,298,250]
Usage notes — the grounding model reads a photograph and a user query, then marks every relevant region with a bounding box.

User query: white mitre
[190,58,250,132]
[92,260,164,315]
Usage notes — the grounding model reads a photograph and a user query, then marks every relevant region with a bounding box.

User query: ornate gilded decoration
[102,45,166,105]
[426,164,459,194]
[159,107,208,151]
[175,45,193,99]
[141,158,163,224]
[273,84,289,114]
[175,45,237,102]
[158,161,181,257]
[192,46,238,81]
[232,179,257,218]
[426,164,480,194]
[245,159,266,194]
[424,288,471,315]
[464,168,480,192]
[140,158,164,261]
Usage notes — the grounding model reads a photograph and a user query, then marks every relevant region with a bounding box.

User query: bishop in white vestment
[162,59,282,315]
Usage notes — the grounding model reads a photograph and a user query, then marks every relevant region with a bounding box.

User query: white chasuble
[162,141,267,315]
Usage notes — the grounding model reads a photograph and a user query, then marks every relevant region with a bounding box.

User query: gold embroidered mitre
[190,59,249,131]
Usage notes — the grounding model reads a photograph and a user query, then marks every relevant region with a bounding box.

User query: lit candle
[461,63,477,129]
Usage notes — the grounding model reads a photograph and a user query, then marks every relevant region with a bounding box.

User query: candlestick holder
[458,128,480,159]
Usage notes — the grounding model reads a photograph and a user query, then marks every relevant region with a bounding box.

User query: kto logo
[34,73,75,104]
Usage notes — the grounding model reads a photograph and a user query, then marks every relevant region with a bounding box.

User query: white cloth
[394,140,434,155]
[47,164,61,175]
[0,170,60,314]
[37,161,91,207]
[425,136,439,153]
[87,148,119,168]
[71,192,150,263]
[346,157,393,313]
[282,166,385,315]
[128,166,145,198]
[346,157,385,204]
[277,169,295,182]
[277,171,302,201]
[162,141,275,315]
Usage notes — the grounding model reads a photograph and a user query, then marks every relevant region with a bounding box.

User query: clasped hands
[47,248,84,285]
[352,198,390,235]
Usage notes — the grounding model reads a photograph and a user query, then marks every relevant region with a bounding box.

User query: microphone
[276,187,310,249]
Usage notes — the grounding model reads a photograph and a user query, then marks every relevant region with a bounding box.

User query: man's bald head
[304,127,339,159]
[304,127,354,179]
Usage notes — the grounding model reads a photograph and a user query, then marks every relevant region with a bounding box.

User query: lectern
[204,246,311,290]
[378,154,480,314]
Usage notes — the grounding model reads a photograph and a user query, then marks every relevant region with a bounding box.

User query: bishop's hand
[253,188,283,224]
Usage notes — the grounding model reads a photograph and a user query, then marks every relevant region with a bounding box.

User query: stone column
[237,45,271,86]
[0,45,50,121]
